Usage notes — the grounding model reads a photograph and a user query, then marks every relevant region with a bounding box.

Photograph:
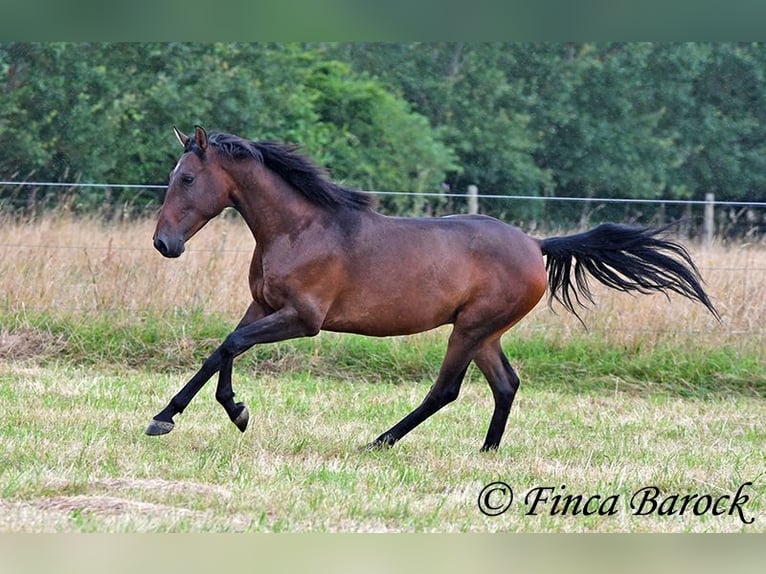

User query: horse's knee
[444,386,461,405]
[498,357,520,394]
[220,333,240,358]
[507,364,520,389]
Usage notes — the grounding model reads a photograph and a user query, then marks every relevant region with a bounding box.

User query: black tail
[539,223,720,322]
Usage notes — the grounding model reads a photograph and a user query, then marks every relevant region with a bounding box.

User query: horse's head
[153,125,233,258]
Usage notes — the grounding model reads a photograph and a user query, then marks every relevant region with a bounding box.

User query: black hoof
[365,434,396,451]
[232,403,249,433]
[145,419,175,436]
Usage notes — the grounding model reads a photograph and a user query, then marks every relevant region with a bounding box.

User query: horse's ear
[173,126,189,148]
[194,125,208,151]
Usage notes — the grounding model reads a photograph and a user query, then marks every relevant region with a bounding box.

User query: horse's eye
[180,174,195,186]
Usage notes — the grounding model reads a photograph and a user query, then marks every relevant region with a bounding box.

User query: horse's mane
[205,132,373,211]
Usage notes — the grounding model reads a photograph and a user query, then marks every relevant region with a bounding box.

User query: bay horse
[147,125,719,451]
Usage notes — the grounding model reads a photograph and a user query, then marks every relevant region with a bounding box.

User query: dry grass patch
[0,214,252,319]
[0,328,66,361]
[1,214,763,345]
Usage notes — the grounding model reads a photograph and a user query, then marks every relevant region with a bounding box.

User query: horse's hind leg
[473,339,520,451]
[367,329,477,449]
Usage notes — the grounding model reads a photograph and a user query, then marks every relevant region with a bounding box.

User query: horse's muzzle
[153,233,185,258]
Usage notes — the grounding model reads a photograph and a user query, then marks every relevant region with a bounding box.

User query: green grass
[0,319,766,532]
[1,310,764,532]
[3,308,765,397]
[0,365,763,532]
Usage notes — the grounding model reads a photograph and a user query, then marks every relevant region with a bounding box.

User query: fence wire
[2,179,766,208]
[1,180,764,338]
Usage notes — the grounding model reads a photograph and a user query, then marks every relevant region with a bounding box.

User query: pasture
[0,214,764,532]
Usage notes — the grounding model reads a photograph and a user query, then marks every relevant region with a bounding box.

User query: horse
[147,125,719,451]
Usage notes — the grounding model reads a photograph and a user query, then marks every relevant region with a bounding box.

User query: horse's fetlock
[215,388,235,404]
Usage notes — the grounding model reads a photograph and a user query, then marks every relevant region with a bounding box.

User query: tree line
[2,42,766,231]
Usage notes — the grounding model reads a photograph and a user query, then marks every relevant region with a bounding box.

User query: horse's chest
[252,244,341,310]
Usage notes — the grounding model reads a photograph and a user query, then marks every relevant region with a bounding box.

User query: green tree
[649,43,766,203]
[327,43,549,221]
[512,43,676,225]
[0,42,457,216]
[302,59,457,214]
[4,42,766,228]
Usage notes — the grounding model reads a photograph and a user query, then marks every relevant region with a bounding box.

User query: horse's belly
[321,288,457,337]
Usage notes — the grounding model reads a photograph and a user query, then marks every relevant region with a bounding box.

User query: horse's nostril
[153,234,184,258]
[154,236,169,256]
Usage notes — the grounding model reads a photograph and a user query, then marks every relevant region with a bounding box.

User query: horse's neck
[231,166,324,245]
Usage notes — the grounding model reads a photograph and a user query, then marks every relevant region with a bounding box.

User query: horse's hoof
[233,403,249,433]
[145,419,175,436]
[364,436,395,451]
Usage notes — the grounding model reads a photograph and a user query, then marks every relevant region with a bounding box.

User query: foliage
[302,58,458,214]
[0,43,454,216]
[325,43,549,220]
[2,42,766,224]
[331,42,766,225]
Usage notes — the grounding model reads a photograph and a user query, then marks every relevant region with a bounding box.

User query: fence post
[467,184,478,215]
[704,192,715,246]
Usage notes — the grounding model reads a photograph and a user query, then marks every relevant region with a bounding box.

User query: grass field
[0,214,764,532]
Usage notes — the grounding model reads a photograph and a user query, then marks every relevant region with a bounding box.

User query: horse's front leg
[145,346,225,435]
[146,304,317,436]
[146,302,266,436]
[213,301,271,433]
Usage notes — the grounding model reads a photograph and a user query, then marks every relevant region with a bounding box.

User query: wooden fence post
[467,184,478,215]
[704,192,715,246]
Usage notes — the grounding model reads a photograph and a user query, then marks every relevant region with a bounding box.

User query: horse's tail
[538,223,720,322]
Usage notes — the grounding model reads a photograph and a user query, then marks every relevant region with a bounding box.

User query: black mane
[206,132,373,211]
